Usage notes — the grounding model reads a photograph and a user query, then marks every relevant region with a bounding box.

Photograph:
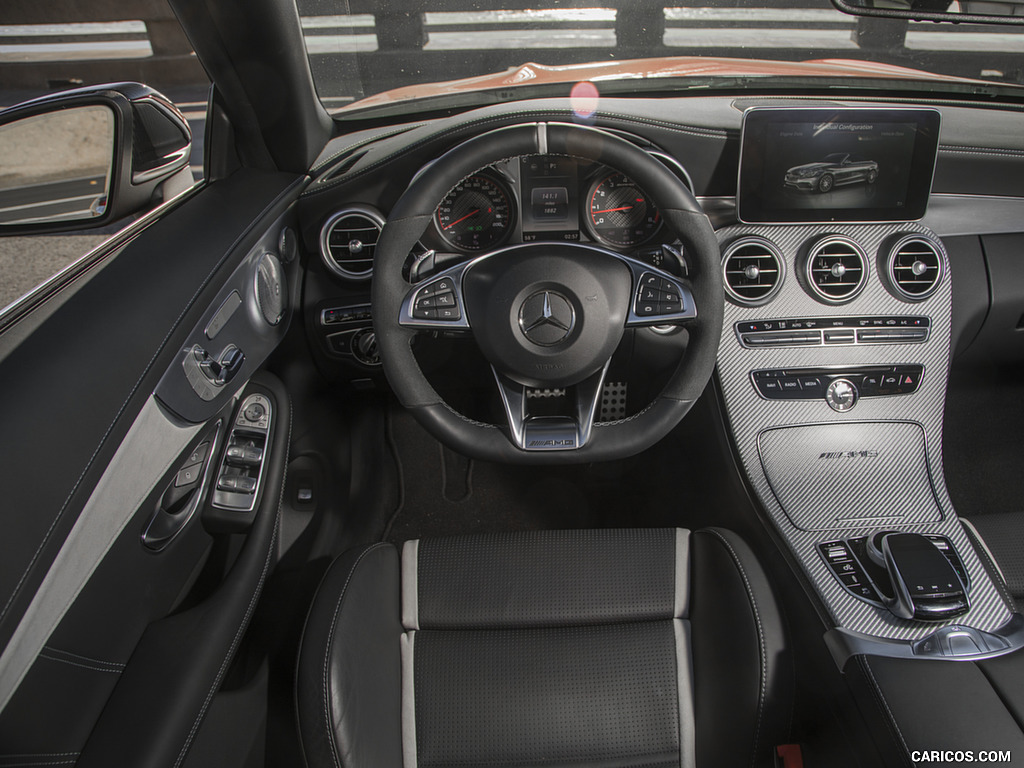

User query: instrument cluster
[421,154,689,257]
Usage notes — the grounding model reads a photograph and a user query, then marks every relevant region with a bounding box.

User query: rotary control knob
[352,329,381,366]
[825,378,858,412]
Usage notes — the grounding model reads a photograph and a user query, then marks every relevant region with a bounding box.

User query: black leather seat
[297,528,791,768]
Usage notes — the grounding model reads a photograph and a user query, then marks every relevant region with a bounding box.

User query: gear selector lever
[867,532,969,621]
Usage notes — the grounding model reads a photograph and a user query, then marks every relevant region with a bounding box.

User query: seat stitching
[859,656,912,761]
[36,652,123,675]
[703,529,767,768]
[39,646,125,669]
[322,542,392,768]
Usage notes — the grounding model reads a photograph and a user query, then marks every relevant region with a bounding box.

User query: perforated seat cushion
[296,527,791,768]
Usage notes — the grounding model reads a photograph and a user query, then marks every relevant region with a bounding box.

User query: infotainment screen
[737,107,941,224]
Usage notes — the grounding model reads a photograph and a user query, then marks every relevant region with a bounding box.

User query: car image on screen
[783,152,880,192]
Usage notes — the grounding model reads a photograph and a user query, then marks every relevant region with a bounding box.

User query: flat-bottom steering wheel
[372,123,723,463]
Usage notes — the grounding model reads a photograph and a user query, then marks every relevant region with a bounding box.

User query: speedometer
[435,174,514,252]
[586,172,662,248]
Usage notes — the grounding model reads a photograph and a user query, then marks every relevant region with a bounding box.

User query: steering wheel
[372,122,723,463]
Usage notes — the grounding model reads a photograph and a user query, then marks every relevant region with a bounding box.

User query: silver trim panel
[0,397,202,714]
[715,220,1015,647]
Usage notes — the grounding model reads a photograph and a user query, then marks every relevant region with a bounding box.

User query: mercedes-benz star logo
[518,291,575,346]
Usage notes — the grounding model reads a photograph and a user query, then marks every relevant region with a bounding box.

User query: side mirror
[0,82,193,235]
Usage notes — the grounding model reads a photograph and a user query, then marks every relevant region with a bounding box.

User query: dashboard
[295,92,1024,662]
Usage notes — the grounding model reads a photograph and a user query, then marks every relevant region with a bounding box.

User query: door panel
[0,167,303,764]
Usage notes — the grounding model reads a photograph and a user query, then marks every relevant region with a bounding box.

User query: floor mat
[383,409,604,542]
[381,401,742,543]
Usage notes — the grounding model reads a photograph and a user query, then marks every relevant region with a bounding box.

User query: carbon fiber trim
[715,221,1014,641]
[759,422,942,532]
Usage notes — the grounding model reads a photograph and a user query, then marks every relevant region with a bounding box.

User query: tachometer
[435,174,514,252]
[586,172,661,248]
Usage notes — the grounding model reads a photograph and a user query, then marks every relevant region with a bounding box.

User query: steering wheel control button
[411,277,464,322]
[518,291,576,347]
[825,378,858,412]
[634,272,688,319]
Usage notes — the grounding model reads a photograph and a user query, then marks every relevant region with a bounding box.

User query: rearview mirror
[0,83,193,235]
[832,0,1024,25]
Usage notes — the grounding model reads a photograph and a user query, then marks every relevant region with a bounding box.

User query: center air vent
[723,236,785,306]
[319,208,384,281]
[886,235,943,300]
[804,236,867,304]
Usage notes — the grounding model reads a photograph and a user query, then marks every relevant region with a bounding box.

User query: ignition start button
[825,378,858,412]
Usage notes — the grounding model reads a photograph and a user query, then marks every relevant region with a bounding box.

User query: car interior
[2,0,1024,766]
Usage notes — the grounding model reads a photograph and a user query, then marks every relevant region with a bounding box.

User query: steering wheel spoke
[620,258,698,328]
[398,261,473,331]
[492,361,610,451]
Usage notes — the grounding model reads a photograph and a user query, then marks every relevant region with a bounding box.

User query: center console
[715,217,1023,662]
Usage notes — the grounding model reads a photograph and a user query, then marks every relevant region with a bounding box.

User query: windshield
[294,0,1024,118]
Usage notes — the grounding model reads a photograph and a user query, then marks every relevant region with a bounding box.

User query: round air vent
[886,234,943,301]
[804,236,867,304]
[722,236,785,306]
[319,207,384,281]
[254,252,285,326]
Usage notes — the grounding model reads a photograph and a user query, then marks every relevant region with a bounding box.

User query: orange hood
[338,57,976,112]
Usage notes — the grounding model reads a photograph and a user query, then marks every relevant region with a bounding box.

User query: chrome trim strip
[824,614,1024,667]
[398,242,697,331]
[0,182,201,334]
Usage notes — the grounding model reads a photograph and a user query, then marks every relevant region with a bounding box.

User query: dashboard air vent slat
[723,237,785,306]
[887,236,942,300]
[319,208,385,281]
[804,237,867,304]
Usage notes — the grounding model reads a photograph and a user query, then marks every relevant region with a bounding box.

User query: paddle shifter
[866,532,969,621]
